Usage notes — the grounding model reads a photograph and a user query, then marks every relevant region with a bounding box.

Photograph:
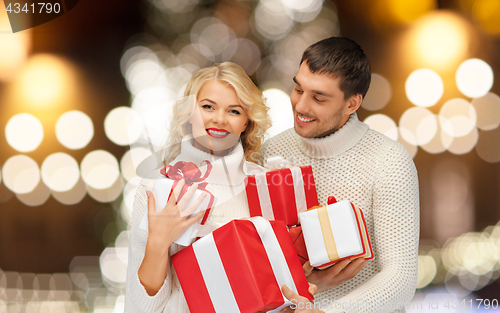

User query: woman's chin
[192,133,240,155]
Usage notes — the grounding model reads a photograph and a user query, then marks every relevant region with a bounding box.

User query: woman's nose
[212,110,227,124]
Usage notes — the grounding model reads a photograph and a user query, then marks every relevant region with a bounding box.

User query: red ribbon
[160,160,215,224]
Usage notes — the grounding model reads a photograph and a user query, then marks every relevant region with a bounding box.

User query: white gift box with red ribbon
[139,177,214,246]
[299,200,374,269]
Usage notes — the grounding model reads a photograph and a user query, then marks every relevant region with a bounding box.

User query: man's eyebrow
[293,77,332,97]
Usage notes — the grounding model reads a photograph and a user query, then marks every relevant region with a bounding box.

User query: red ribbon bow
[160,160,214,224]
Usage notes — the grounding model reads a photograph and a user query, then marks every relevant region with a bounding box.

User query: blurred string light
[55,111,94,150]
[420,120,450,154]
[120,147,152,181]
[148,0,199,13]
[456,58,494,98]
[254,0,295,40]
[459,0,500,34]
[399,107,438,146]
[5,113,44,153]
[263,88,294,139]
[362,74,392,111]
[438,99,477,138]
[405,69,444,108]
[417,255,437,289]
[190,17,236,59]
[0,2,31,82]
[87,177,124,203]
[2,155,40,194]
[16,179,51,207]
[41,153,80,192]
[397,131,418,159]
[472,93,500,131]
[51,177,87,206]
[80,150,120,190]
[13,54,77,108]
[281,0,324,23]
[104,107,144,146]
[476,127,500,163]
[363,114,398,141]
[222,38,262,75]
[446,127,478,155]
[407,11,470,71]
[371,0,436,27]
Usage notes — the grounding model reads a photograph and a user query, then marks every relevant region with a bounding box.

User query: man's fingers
[328,259,351,275]
[303,261,314,276]
[281,284,296,301]
[147,191,156,214]
[308,283,318,296]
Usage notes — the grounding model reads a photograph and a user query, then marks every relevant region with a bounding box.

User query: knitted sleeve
[124,179,173,313]
[324,144,420,313]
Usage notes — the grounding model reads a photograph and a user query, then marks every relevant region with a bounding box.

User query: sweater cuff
[129,265,171,313]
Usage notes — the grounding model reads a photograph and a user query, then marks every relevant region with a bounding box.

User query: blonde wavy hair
[162,62,271,165]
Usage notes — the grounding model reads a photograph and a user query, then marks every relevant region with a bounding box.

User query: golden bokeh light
[263,88,294,139]
[5,113,44,153]
[471,0,500,34]
[446,127,478,155]
[41,153,80,192]
[13,54,77,108]
[456,58,494,99]
[55,111,94,150]
[80,150,120,190]
[420,119,449,154]
[476,127,500,163]
[417,255,437,289]
[399,107,438,145]
[405,69,444,108]
[0,2,31,82]
[51,176,87,206]
[408,11,470,71]
[387,0,436,24]
[2,155,40,194]
[438,98,477,138]
[472,93,500,131]
[120,147,152,182]
[16,179,51,207]
[363,114,398,141]
[104,107,143,146]
[362,74,392,111]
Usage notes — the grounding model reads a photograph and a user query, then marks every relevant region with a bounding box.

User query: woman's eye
[230,110,241,115]
[202,104,213,110]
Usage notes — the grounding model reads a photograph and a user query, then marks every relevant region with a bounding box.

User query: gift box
[245,166,318,226]
[139,161,215,246]
[299,200,374,270]
[171,217,313,313]
[288,226,309,266]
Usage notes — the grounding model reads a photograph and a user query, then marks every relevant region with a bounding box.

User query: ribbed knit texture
[260,113,420,313]
[125,137,257,313]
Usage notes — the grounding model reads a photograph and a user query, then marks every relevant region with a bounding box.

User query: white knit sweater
[260,113,420,313]
[125,137,264,313]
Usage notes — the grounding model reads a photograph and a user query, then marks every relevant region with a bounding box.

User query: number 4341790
[444,299,498,310]
[5,3,61,14]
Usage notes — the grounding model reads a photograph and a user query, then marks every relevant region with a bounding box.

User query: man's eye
[314,97,325,103]
[295,88,303,94]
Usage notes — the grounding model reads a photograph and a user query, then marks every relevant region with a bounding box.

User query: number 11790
[6,3,62,14]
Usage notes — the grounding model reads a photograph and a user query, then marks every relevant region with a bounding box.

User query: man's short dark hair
[300,37,371,100]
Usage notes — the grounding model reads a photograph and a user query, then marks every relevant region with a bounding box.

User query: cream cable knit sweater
[260,113,420,313]
[125,137,261,313]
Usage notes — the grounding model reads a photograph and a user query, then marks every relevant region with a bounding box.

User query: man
[260,37,420,313]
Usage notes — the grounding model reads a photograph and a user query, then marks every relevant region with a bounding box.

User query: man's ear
[345,94,363,115]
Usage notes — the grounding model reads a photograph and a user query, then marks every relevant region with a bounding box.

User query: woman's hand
[138,179,207,296]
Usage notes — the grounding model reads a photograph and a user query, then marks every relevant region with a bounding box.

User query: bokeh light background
[1,0,500,311]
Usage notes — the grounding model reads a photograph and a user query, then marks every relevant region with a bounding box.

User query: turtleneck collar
[298,113,369,159]
[170,135,248,186]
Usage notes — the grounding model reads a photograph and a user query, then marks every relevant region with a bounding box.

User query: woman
[125,62,271,312]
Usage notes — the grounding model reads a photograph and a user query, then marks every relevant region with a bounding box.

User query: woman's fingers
[186,209,206,226]
[147,191,156,214]
[177,183,199,212]
[180,192,207,217]
[168,179,185,206]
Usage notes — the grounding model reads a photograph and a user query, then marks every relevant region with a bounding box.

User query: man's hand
[304,258,368,293]
[280,284,323,313]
